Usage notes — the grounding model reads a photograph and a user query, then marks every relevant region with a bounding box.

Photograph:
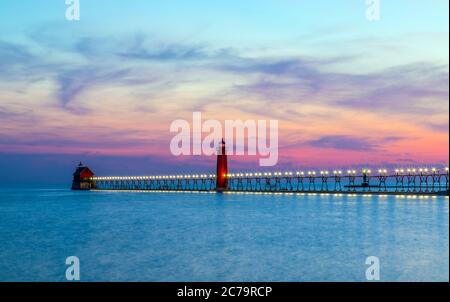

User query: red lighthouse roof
[73,162,94,180]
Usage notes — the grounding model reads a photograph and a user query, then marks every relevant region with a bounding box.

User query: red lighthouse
[71,162,95,190]
[216,139,228,192]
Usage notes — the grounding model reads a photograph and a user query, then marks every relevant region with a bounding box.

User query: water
[0,188,448,281]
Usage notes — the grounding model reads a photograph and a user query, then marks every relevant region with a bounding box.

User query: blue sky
[0,0,448,184]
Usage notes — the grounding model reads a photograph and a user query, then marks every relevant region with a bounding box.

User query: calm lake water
[0,188,448,281]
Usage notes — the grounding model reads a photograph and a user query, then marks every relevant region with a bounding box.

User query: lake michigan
[0,188,448,281]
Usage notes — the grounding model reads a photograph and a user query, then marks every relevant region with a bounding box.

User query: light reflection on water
[0,188,448,281]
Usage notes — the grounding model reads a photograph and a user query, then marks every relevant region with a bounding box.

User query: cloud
[221,57,449,119]
[2,28,447,118]
[56,67,131,107]
[424,122,449,133]
[305,135,378,151]
[303,135,405,152]
[118,43,209,61]
[0,41,35,69]
[0,28,447,165]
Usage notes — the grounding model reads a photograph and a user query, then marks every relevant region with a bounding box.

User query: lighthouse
[71,162,95,190]
[216,139,229,192]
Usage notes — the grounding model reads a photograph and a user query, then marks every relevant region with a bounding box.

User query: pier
[73,140,449,196]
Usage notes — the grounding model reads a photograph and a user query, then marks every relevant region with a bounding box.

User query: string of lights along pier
[72,140,449,196]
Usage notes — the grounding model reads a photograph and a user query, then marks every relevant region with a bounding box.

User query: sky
[0,0,448,184]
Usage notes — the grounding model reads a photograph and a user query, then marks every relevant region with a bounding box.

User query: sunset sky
[0,0,448,184]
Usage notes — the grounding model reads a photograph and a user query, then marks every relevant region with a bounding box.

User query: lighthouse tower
[216,139,229,192]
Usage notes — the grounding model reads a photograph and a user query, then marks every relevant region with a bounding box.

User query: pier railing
[91,168,449,196]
